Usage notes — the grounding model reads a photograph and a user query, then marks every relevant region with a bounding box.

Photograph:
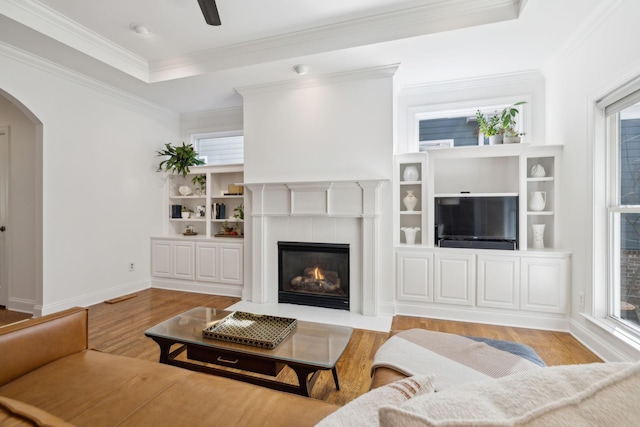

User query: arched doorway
[0,89,43,316]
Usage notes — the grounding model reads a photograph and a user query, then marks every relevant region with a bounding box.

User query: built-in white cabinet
[396,248,570,327]
[151,240,195,280]
[195,241,243,285]
[151,238,243,297]
[434,252,475,306]
[396,249,433,302]
[520,256,567,314]
[477,254,520,310]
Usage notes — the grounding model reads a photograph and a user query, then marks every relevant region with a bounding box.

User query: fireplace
[278,241,350,311]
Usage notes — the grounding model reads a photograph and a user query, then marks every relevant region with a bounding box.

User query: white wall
[0,45,179,315]
[545,0,640,360]
[0,95,37,312]
[180,107,243,142]
[240,67,395,184]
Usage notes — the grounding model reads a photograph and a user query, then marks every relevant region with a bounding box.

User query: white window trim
[407,96,531,152]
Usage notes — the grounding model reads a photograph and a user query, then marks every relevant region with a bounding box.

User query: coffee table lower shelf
[147,336,340,397]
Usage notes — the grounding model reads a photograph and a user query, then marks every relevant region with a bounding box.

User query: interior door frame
[0,126,9,307]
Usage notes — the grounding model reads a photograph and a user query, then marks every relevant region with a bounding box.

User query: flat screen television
[435,196,518,250]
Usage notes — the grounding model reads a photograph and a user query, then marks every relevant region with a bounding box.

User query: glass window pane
[620,104,640,205]
[619,212,640,326]
[196,135,244,166]
[419,117,478,147]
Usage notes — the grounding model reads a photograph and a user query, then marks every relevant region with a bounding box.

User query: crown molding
[0,41,174,117]
[149,0,522,82]
[1,0,149,81]
[399,70,544,97]
[235,64,399,97]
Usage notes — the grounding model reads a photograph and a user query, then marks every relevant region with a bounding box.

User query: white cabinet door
[196,242,219,282]
[477,254,520,309]
[220,243,243,285]
[520,256,568,314]
[151,240,173,277]
[173,241,195,280]
[396,250,433,302]
[434,252,475,306]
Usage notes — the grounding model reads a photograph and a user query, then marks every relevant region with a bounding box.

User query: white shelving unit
[151,164,245,298]
[393,145,570,330]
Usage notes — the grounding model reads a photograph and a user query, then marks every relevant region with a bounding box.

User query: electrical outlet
[578,292,585,307]
[129,262,135,272]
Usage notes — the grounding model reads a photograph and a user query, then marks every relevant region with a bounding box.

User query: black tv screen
[435,196,518,244]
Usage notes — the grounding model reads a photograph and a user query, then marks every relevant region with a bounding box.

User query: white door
[0,127,9,307]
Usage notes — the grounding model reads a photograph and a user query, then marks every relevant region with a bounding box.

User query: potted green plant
[500,101,526,144]
[233,204,244,220]
[192,174,206,195]
[156,142,204,177]
[181,206,193,219]
[475,110,503,144]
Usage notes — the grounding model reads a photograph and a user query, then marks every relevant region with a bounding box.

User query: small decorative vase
[531,164,546,177]
[403,165,419,182]
[529,191,546,211]
[503,136,521,144]
[401,227,420,245]
[181,212,190,219]
[531,224,546,249]
[403,190,418,211]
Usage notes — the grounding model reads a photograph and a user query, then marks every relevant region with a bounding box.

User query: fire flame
[314,266,324,280]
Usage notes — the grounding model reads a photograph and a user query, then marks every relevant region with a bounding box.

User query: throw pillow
[316,375,435,427]
[379,362,640,427]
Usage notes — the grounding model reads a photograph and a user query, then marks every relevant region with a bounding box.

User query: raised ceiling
[0,0,604,113]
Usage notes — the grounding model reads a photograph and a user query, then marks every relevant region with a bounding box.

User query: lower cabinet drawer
[187,346,285,376]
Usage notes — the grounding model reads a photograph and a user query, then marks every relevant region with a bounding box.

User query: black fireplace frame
[277,241,350,311]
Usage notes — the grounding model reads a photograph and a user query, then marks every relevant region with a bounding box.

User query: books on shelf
[211,203,226,219]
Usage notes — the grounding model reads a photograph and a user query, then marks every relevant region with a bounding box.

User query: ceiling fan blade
[198,0,221,26]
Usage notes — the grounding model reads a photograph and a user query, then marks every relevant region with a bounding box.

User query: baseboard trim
[151,279,243,298]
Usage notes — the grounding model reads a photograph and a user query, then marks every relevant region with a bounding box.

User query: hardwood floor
[87,288,601,406]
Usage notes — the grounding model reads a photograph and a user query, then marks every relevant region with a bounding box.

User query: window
[191,132,244,166]
[408,98,527,151]
[605,89,640,330]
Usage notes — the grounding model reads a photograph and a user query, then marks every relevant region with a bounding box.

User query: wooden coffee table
[145,307,353,397]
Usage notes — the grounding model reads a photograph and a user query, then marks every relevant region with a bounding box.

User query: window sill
[581,312,640,350]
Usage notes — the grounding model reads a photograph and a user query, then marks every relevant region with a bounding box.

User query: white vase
[529,191,546,211]
[503,136,521,144]
[531,224,546,249]
[181,212,190,219]
[403,190,418,211]
[403,165,419,181]
[401,227,420,245]
[531,164,546,177]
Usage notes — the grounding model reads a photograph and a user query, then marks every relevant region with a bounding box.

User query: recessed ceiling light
[293,64,309,75]
[130,23,151,35]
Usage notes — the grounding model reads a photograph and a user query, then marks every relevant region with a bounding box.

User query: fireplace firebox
[278,241,349,311]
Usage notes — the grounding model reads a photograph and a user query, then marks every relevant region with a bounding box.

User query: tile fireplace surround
[245,180,387,317]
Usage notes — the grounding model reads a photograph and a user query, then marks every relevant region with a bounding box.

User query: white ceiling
[0,0,604,113]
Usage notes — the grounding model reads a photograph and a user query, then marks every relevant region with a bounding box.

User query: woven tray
[202,312,297,349]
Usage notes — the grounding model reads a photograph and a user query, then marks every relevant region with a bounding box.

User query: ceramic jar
[403,190,418,211]
[531,224,546,249]
[529,191,546,211]
[403,165,419,181]
[401,227,420,245]
[531,164,546,177]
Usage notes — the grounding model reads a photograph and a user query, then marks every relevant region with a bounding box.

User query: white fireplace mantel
[245,179,387,315]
